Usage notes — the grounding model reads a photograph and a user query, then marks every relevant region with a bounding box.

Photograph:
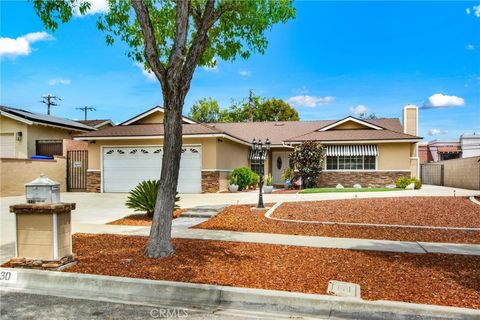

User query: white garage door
[103,146,201,193]
[0,133,15,158]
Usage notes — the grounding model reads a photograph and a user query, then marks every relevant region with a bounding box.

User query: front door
[272,151,290,185]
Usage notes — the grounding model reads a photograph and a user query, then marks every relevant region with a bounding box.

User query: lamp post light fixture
[251,138,271,209]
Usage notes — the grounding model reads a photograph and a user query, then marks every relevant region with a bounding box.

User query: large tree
[188,97,222,123]
[256,98,299,121]
[33,0,295,257]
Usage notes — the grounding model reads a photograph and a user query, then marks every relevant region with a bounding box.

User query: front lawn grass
[299,187,403,194]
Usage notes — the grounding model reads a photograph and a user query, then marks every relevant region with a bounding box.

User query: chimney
[403,104,418,136]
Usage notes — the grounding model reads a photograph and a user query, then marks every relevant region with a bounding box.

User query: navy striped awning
[326,145,378,157]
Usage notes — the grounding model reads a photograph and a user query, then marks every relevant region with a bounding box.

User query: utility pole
[40,94,61,115]
[76,106,96,120]
[248,89,253,122]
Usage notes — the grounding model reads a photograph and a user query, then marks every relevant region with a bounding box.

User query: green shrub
[125,180,180,217]
[231,167,258,190]
[395,176,422,189]
[249,172,260,189]
[289,141,325,188]
[281,167,293,182]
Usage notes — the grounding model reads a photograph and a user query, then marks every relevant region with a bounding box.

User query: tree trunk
[145,86,185,258]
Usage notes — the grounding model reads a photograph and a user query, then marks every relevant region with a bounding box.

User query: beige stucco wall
[216,138,249,170]
[0,157,67,196]
[0,115,29,158]
[133,112,164,124]
[27,125,76,157]
[404,107,418,136]
[377,143,411,170]
[334,121,369,130]
[442,156,479,190]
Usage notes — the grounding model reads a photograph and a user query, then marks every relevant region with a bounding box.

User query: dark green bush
[289,141,325,188]
[125,180,180,217]
[231,167,258,190]
[395,176,422,189]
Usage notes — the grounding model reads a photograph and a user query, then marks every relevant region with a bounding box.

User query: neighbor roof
[0,106,95,132]
[120,106,197,125]
[77,119,114,128]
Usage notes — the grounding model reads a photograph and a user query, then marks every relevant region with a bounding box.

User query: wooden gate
[420,163,444,186]
[67,150,88,191]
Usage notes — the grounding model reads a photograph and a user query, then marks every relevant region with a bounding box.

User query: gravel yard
[61,234,480,309]
[195,203,480,244]
[272,197,480,228]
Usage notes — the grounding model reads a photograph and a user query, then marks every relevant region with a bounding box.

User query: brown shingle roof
[75,123,221,138]
[74,117,421,143]
[285,129,420,142]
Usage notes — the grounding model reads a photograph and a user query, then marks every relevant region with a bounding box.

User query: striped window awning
[326,145,378,157]
[249,148,268,161]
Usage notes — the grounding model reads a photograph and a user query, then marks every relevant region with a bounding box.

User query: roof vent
[274,122,285,126]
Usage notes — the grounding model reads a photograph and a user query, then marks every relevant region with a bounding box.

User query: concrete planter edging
[1,268,479,319]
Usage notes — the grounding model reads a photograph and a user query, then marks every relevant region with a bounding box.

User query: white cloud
[286,95,335,108]
[74,0,109,16]
[428,128,448,136]
[466,5,480,17]
[0,31,53,58]
[134,62,157,81]
[349,104,368,116]
[48,78,71,86]
[466,44,475,50]
[422,93,465,109]
[293,86,309,94]
[238,69,251,77]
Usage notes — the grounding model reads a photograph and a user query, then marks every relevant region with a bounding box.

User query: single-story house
[0,106,95,159]
[74,105,421,193]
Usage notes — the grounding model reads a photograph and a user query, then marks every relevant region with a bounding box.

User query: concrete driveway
[1,184,478,263]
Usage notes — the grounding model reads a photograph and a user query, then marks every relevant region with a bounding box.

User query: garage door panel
[103,146,201,193]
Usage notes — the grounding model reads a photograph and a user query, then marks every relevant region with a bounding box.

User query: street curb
[1,268,479,320]
[470,196,480,206]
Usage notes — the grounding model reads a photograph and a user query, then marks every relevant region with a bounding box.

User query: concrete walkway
[72,217,480,256]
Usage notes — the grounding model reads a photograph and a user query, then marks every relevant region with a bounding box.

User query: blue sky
[1,1,479,140]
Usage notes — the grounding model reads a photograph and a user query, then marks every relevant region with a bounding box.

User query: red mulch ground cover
[64,234,480,309]
[108,209,187,226]
[195,204,480,244]
[273,197,480,228]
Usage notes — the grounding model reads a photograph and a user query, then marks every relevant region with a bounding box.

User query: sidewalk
[72,218,480,256]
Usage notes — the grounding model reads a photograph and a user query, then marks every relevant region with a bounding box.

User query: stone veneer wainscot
[201,170,220,193]
[318,171,408,188]
[86,170,101,193]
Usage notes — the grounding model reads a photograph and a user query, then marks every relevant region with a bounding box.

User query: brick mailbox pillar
[9,203,76,269]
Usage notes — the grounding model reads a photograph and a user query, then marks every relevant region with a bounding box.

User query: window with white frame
[325,145,377,171]
[326,155,376,170]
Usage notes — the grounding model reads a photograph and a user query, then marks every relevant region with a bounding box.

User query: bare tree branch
[131,0,167,88]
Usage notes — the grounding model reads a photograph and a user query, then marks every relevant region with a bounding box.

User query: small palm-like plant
[126,180,180,218]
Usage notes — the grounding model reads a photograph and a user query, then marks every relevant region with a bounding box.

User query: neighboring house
[419,133,480,164]
[77,119,115,130]
[0,106,95,159]
[75,105,421,193]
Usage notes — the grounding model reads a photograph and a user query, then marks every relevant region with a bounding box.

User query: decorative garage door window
[103,146,201,193]
[325,145,377,170]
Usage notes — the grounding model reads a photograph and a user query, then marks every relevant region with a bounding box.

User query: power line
[76,106,96,120]
[40,94,61,115]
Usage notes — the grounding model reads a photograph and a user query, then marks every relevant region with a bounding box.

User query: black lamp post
[251,138,271,209]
